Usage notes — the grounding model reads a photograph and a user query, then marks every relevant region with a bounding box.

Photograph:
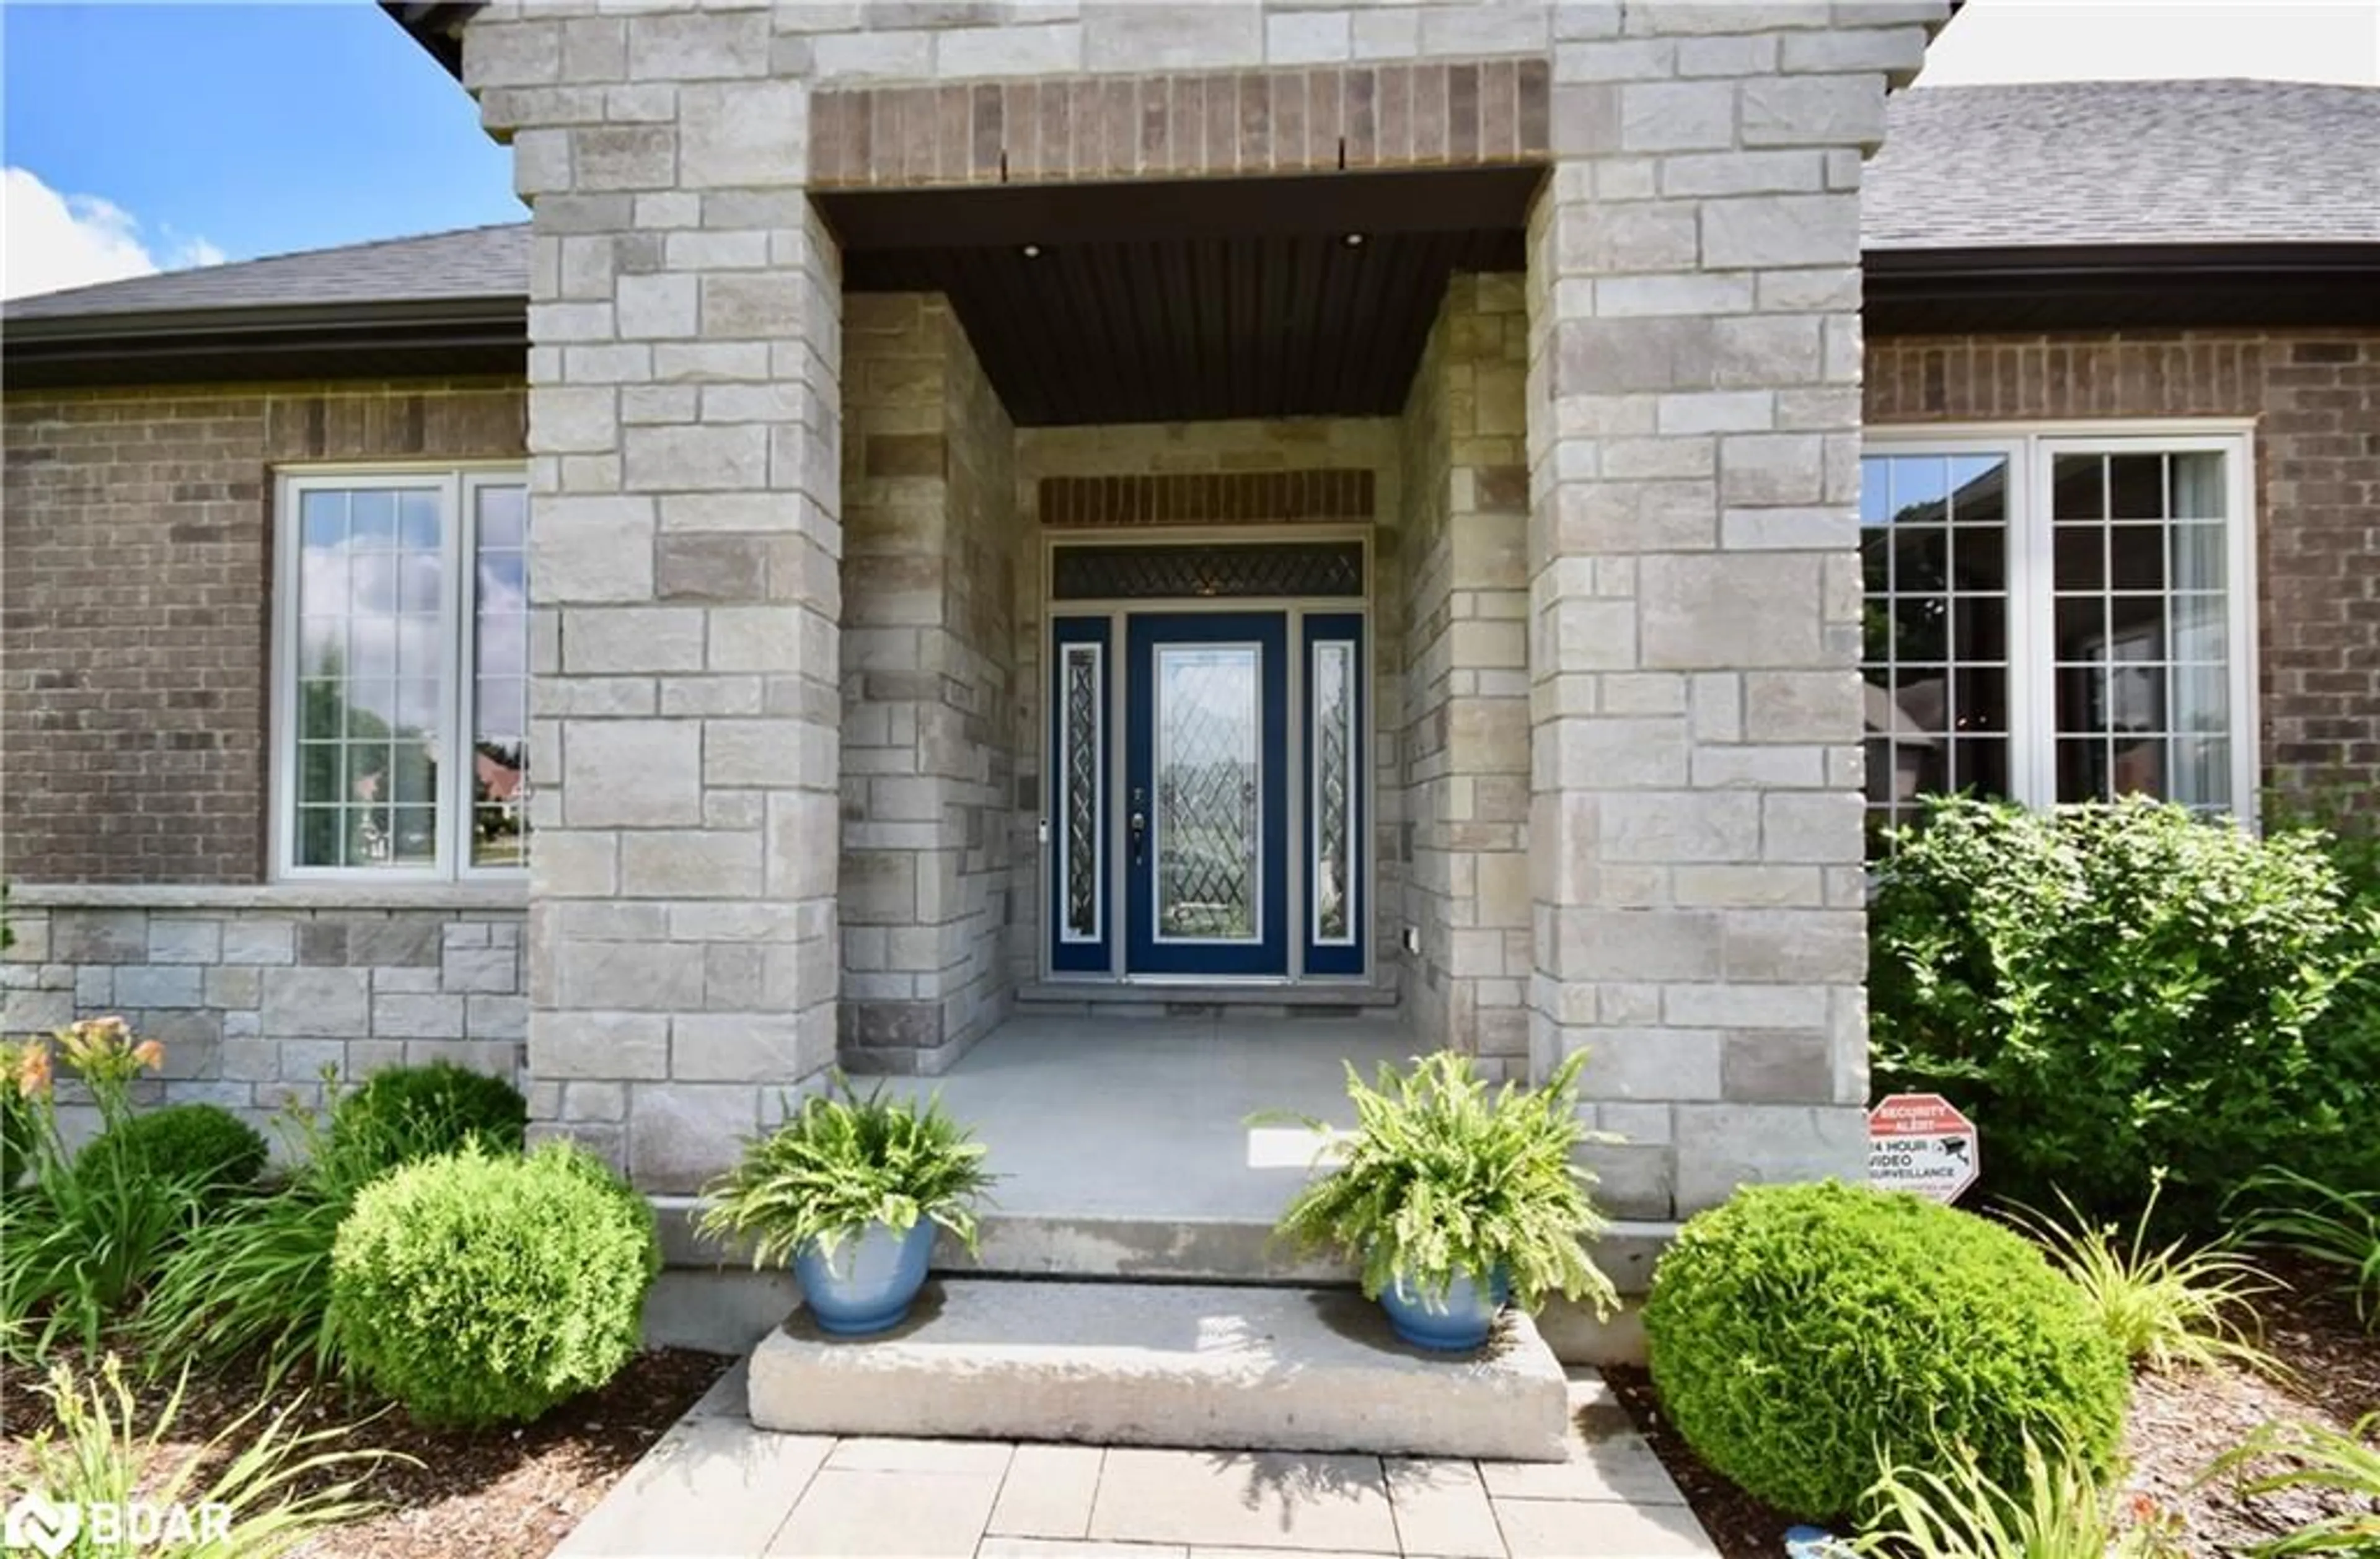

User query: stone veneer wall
[839,294,1018,1075]
[1398,275,1533,1073]
[0,890,524,1141]
[0,380,526,885]
[472,13,848,1193]
[462,0,1949,1205]
[1867,329,2380,810]
[1525,7,1944,1216]
[1011,420,1403,996]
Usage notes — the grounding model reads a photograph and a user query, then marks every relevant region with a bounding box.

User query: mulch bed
[1614,1254,2378,1558]
[0,1345,732,1559]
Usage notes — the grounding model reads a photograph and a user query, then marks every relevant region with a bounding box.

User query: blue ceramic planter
[1379,1267,1509,1352]
[795,1219,937,1336]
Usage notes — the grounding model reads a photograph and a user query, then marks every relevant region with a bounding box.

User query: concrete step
[747,1278,1571,1462]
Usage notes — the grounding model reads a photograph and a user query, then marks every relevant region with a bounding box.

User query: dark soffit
[820,169,1537,426]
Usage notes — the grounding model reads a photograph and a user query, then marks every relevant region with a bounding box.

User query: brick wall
[1867,330,2380,807]
[1,380,526,885]
[806,56,1552,188]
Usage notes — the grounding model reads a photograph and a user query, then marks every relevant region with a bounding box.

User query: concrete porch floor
[878,1014,1417,1223]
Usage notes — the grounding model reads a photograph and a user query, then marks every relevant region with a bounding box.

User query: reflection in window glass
[2050,452,2231,812]
[284,473,531,876]
[1858,453,2011,853]
[1864,440,2240,838]
[471,483,531,867]
[293,486,442,868]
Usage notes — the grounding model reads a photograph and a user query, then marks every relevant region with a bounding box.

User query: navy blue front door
[1124,613,1289,977]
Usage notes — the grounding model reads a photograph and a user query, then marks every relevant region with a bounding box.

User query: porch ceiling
[820,168,1536,426]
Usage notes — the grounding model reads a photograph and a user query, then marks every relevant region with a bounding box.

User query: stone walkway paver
[556,1366,1717,1559]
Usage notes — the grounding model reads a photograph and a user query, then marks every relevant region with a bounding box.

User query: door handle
[1129,787,1147,864]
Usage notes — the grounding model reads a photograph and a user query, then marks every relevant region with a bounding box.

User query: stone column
[1523,4,1944,1217]
[1401,276,1535,1076]
[467,6,843,1192]
[838,296,1018,1076]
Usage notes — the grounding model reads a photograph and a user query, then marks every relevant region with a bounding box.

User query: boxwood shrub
[1643,1181,2129,1522]
[1871,796,2380,1224]
[327,1061,527,1175]
[328,1141,659,1428]
[78,1104,268,1194]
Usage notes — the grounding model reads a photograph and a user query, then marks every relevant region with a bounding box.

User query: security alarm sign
[1868,1093,1979,1204]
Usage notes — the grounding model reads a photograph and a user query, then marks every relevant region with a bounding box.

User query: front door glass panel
[1124,612,1288,977]
[1154,645,1263,943]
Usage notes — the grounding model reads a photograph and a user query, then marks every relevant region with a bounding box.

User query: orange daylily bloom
[17,1044,53,1100]
[131,1039,165,1071]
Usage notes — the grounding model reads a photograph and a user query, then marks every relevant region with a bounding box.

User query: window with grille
[1861,429,2252,854]
[276,468,529,879]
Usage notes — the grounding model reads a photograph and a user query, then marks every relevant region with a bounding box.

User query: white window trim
[1862,420,2260,827]
[271,464,529,882]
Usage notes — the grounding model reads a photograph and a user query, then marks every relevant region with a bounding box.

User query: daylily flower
[16,1043,53,1100]
[131,1039,165,1071]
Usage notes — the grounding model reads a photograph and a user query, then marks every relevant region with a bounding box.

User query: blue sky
[2,1,2371,300]
[2,1,518,297]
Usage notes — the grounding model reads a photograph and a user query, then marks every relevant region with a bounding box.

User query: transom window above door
[273,468,529,880]
[1860,426,2255,853]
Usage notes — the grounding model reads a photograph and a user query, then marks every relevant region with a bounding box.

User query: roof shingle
[1863,79,2380,250]
[3,222,530,322]
[4,80,2374,328]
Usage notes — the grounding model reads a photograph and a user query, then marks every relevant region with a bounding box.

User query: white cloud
[2,167,225,301]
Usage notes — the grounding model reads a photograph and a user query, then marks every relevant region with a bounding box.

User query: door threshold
[1017,981,1398,1009]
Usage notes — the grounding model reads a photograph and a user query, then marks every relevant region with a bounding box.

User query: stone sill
[11,881,529,914]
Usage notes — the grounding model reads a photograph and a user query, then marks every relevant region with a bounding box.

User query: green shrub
[1871,796,2380,1224]
[2008,1183,2275,1374]
[139,1077,523,1389]
[328,1061,527,1174]
[18,1353,401,1559]
[1856,1433,2178,1559]
[1643,1181,2130,1522]
[79,1104,268,1194]
[0,1082,30,1191]
[2233,1169,2380,1330]
[2207,1413,2380,1558]
[1,1021,205,1361]
[330,1141,659,1427]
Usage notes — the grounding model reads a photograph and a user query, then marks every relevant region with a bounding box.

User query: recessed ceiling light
[1342,232,1366,247]
[1021,243,1043,259]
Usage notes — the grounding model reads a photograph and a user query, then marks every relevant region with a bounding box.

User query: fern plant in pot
[697,1078,994,1336]
[1271,1050,1618,1352]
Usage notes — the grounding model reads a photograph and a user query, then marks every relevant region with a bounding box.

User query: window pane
[470,483,531,869]
[1060,643,1102,943]
[291,485,444,869]
[2047,448,2232,811]
[1861,452,2012,852]
[1312,641,1355,946]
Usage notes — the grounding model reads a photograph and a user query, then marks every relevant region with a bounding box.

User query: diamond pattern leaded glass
[1313,641,1354,944]
[1156,646,1260,941]
[1053,542,1362,602]
[1062,644,1101,941]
